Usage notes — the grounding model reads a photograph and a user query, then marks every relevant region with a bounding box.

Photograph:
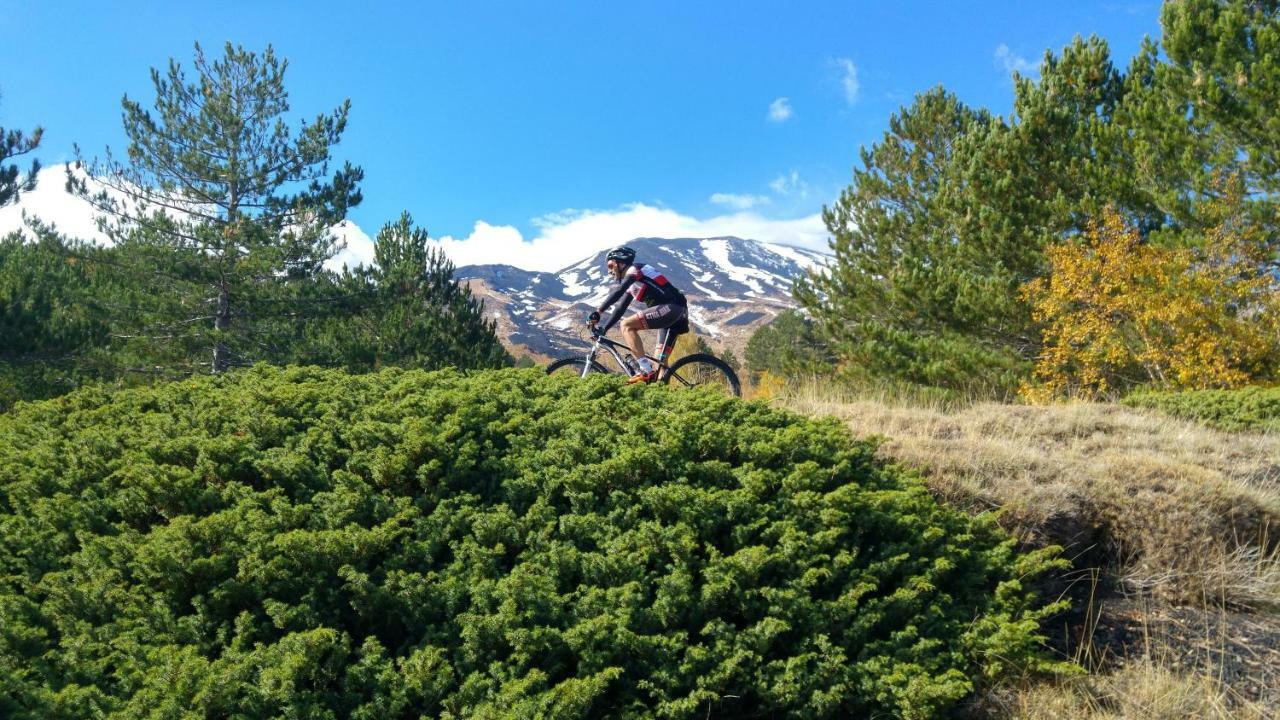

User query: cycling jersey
[600,263,685,311]
[597,262,687,335]
[620,263,685,307]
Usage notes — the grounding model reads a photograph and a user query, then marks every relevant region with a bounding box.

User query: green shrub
[744,310,836,380]
[0,366,1065,719]
[1124,386,1280,433]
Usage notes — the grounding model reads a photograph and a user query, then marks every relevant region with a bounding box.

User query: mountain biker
[587,245,689,384]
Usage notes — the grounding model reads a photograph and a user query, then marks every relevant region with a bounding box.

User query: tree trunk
[213,286,230,373]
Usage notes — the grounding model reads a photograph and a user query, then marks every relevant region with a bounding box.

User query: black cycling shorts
[638,303,687,330]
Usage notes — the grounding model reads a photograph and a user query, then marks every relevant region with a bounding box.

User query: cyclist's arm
[597,275,636,315]
[595,276,637,327]
[600,292,634,334]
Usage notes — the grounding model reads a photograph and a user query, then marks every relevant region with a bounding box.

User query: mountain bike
[547,328,741,397]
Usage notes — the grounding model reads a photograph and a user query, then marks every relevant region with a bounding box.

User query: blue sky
[1,1,1161,269]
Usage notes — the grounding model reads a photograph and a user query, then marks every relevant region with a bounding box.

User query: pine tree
[793,87,1022,391]
[743,310,834,380]
[298,213,509,371]
[69,42,362,374]
[1162,0,1280,196]
[797,38,1152,393]
[717,347,741,373]
[0,227,113,408]
[1152,0,1280,259]
[0,93,42,207]
[1112,38,1225,237]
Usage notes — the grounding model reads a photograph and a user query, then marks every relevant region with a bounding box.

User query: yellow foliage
[1021,192,1280,401]
[663,329,704,365]
[752,370,788,400]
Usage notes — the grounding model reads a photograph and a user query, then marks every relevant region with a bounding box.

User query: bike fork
[581,341,601,378]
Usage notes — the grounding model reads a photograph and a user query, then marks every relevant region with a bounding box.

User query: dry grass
[770,381,1280,716]
[773,382,1280,610]
[966,590,1280,718]
[980,660,1270,719]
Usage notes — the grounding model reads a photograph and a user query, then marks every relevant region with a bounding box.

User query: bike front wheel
[663,353,741,397]
[546,357,614,379]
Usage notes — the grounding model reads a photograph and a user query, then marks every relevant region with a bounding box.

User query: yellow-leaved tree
[1021,191,1280,401]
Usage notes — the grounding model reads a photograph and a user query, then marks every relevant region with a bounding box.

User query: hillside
[774,385,1280,717]
[0,366,1061,719]
[457,237,828,360]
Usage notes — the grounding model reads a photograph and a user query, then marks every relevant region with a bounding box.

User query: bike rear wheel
[663,353,741,397]
[546,357,614,378]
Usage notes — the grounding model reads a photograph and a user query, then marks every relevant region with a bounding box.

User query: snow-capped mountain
[457,237,828,360]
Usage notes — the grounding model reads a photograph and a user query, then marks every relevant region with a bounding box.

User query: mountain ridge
[457,236,828,361]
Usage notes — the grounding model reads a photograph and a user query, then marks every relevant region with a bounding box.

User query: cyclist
[587,245,689,383]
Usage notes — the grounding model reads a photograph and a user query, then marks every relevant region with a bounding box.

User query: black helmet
[606,246,636,266]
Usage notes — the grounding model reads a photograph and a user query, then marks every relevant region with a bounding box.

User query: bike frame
[579,331,668,380]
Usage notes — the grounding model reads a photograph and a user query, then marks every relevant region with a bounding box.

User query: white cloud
[0,163,375,273]
[0,164,116,243]
[768,97,793,123]
[3,165,827,275]
[1103,2,1151,16]
[709,192,770,210]
[326,220,375,271]
[769,171,808,197]
[836,58,860,105]
[432,203,826,272]
[995,44,1038,77]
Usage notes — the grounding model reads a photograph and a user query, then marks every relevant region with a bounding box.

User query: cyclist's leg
[619,313,648,365]
[640,304,687,362]
[667,316,690,364]
[655,327,676,367]
[623,304,679,360]
[626,304,686,381]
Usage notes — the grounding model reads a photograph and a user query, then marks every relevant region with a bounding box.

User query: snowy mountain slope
[457,237,828,360]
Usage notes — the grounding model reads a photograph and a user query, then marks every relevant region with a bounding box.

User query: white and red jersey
[622,263,683,306]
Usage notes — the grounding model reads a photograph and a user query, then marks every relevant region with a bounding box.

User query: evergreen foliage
[799,7,1280,395]
[0,229,111,408]
[68,42,363,374]
[291,213,510,371]
[1124,385,1280,432]
[0,366,1066,718]
[796,39,1144,394]
[793,88,1024,392]
[1162,0,1280,219]
[0,45,507,404]
[0,93,42,207]
[743,310,835,380]
[1116,1,1280,250]
[0,215,509,407]
[716,347,740,374]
